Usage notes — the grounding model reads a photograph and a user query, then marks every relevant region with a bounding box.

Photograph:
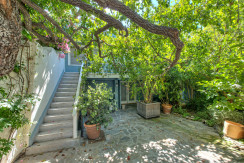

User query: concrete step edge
[40,120,73,127]
[39,123,73,132]
[26,138,82,156]
[37,128,73,136]
[45,114,72,119]
[34,129,73,142]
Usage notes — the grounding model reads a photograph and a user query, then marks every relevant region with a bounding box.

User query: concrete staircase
[26,72,82,155]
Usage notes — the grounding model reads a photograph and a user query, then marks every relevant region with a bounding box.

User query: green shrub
[182,112,190,118]
[193,116,201,121]
[206,119,215,127]
[0,87,36,158]
[0,139,13,157]
[195,110,211,120]
[77,82,117,127]
[185,94,212,111]
[173,106,187,115]
[210,109,244,127]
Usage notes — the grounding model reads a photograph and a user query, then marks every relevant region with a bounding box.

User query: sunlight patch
[197,150,231,162]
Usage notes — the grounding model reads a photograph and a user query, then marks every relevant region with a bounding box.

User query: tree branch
[21,0,81,50]
[31,30,56,45]
[18,2,56,46]
[60,0,128,36]
[94,24,112,58]
[72,25,88,36]
[32,22,55,41]
[94,0,184,69]
[18,1,32,31]
[146,37,172,63]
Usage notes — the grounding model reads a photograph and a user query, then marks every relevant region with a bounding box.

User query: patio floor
[17,104,243,163]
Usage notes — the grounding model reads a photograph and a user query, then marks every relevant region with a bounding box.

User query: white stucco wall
[30,45,65,134]
[0,42,65,163]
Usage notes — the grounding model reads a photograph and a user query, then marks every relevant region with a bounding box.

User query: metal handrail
[73,63,83,138]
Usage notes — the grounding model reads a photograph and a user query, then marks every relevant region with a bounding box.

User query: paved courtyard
[17,105,244,163]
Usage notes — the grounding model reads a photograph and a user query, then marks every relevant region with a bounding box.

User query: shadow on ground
[17,105,244,163]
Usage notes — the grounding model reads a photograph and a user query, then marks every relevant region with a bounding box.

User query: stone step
[62,77,79,80]
[59,84,77,88]
[53,97,74,102]
[57,88,76,92]
[63,73,79,77]
[51,102,74,108]
[61,80,78,84]
[55,92,75,97]
[39,120,73,132]
[48,107,73,115]
[64,72,79,74]
[34,128,73,143]
[44,114,72,123]
[26,138,82,156]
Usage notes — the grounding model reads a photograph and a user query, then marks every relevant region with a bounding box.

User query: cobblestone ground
[17,105,244,163]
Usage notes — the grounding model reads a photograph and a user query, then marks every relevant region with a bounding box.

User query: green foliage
[182,112,190,118]
[0,139,13,157]
[173,106,188,115]
[0,92,34,131]
[186,94,212,111]
[22,29,32,41]
[158,68,184,105]
[77,82,117,128]
[0,87,36,158]
[193,116,201,121]
[210,109,244,127]
[195,111,211,120]
[199,81,244,111]
[20,0,243,131]
[206,120,215,127]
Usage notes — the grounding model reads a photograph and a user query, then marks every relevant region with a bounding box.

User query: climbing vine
[0,41,37,159]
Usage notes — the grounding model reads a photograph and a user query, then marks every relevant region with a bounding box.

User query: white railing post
[73,63,83,138]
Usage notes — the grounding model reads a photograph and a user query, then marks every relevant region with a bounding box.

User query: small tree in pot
[159,68,183,114]
[77,81,117,139]
[159,80,173,114]
[136,76,161,119]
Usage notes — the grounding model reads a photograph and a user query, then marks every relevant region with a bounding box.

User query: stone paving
[17,105,244,163]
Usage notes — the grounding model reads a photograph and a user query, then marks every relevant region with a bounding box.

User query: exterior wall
[68,48,84,65]
[0,42,65,163]
[65,53,81,72]
[29,46,65,145]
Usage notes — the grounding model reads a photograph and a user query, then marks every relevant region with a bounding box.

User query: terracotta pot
[162,104,172,114]
[223,120,244,139]
[84,122,101,140]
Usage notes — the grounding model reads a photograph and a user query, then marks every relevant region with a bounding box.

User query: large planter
[137,102,160,119]
[223,120,244,139]
[162,104,172,114]
[84,122,101,140]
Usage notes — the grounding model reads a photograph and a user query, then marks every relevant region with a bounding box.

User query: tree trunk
[0,0,22,77]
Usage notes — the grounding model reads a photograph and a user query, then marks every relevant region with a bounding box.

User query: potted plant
[160,81,173,114]
[136,76,161,119]
[77,81,117,139]
[223,120,244,139]
[159,68,183,114]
